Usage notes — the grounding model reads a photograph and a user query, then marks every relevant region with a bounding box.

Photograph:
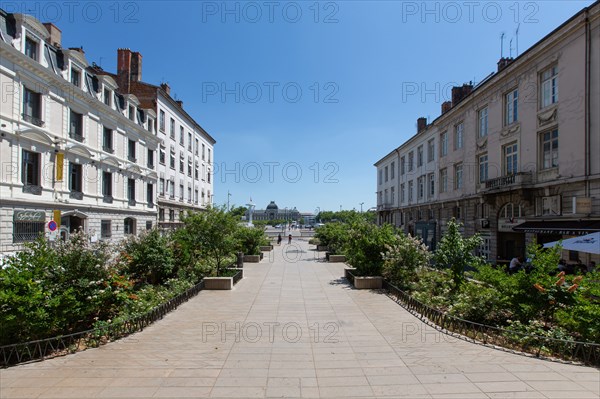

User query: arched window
[499,203,523,220]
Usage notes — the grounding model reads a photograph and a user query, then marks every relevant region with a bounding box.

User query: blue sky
[6,0,593,213]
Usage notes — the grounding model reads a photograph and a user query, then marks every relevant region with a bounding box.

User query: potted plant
[236,226,267,263]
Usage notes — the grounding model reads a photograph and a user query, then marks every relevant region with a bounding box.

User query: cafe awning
[512,220,600,236]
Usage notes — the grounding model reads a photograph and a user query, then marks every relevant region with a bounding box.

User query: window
[124,218,135,235]
[195,138,199,155]
[378,170,382,185]
[146,221,153,230]
[500,202,523,219]
[391,186,395,204]
[417,176,425,199]
[169,180,175,198]
[159,147,166,164]
[400,156,406,175]
[428,173,435,198]
[195,189,199,204]
[384,189,388,205]
[170,153,175,169]
[22,150,40,188]
[170,118,175,139]
[440,131,448,157]
[541,129,558,169]
[128,140,136,162]
[195,164,199,180]
[101,220,111,238]
[25,37,38,60]
[478,107,488,138]
[22,87,42,127]
[505,89,518,125]
[147,183,154,207]
[400,183,405,203]
[127,178,136,205]
[390,162,395,179]
[207,169,211,183]
[104,88,111,106]
[188,132,192,151]
[179,157,184,173]
[169,209,175,222]
[504,142,518,175]
[440,168,448,193]
[408,180,414,202]
[71,67,81,87]
[187,186,192,202]
[478,154,488,183]
[147,149,154,169]
[102,128,113,153]
[478,234,491,261]
[128,105,135,121]
[147,118,154,133]
[159,208,165,222]
[179,184,184,200]
[454,123,464,150]
[69,162,82,194]
[417,145,424,167]
[536,196,561,216]
[378,191,383,205]
[208,149,211,163]
[69,110,83,141]
[202,143,206,160]
[541,65,558,108]
[159,110,165,132]
[159,178,165,196]
[454,163,463,189]
[427,139,435,163]
[180,126,184,145]
[384,166,389,182]
[187,159,192,177]
[408,152,414,171]
[12,211,45,243]
[102,171,112,198]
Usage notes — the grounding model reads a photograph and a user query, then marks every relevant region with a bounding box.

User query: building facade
[247,201,301,222]
[96,48,216,231]
[375,2,600,266]
[0,11,162,253]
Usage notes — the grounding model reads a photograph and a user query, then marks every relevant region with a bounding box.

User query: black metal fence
[0,279,206,368]
[382,280,600,367]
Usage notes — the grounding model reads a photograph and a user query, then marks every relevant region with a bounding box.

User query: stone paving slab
[1,239,598,398]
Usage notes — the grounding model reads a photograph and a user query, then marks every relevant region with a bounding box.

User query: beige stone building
[375,2,600,266]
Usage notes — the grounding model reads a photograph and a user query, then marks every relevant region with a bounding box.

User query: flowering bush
[382,233,431,289]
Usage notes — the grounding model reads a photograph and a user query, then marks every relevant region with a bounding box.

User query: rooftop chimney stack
[130,51,142,82]
[441,101,452,114]
[117,48,132,93]
[160,83,171,96]
[497,57,514,72]
[176,100,183,108]
[451,84,474,107]
[43,23,61,47]
[417,117,427,133]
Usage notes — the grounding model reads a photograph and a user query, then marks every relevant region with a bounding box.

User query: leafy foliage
[314,222,350,255]
[382,233,431,289]
[236,226,269,256]
[121,229,175,285]
[344,220,398,276]
[434,219,484,289]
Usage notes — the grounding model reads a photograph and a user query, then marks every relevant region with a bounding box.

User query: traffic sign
[48,220,58,232]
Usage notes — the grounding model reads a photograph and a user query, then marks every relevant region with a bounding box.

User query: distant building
[375,2,600,266]
[247,201,300,222]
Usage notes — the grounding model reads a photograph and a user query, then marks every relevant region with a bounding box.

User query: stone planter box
[344,267,356,280]
[204,269,243,290]
[317,245,329,252]
[243,254,261,263]
[354,276,383,289]
[328,255,346,263]
[260,245,273,252]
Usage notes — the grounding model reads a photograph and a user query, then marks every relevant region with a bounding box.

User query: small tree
[345,220,398,276]
[382,233,431,288]
[122,229,175,285]
[180,206,240,276]
[236,226,268,256]
[434,219,483,289]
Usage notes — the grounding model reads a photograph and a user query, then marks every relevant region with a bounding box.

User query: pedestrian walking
[288,234,292,244]
[277,234,282,245]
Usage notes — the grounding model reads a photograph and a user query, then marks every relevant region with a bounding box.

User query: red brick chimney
[117,48,132,93]
[441,101,452,114]
[451,84,473,107]
[43,23,61,47]
[497,57,514,72]
[130,51,142,82]
[176,100,183,108]
[417,117,427,133]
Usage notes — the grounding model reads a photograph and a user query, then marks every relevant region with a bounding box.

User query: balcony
[128,155,137,163]
[69,132,84,142]
[147,202,155,208]
[147,162,155,169]
[103,195,113,204]
[377,203,394,211]
[482,172,532,192]
[22,113,45,128]
[103,146,114,154]
[128,199,137,206]
[69,191,83,200]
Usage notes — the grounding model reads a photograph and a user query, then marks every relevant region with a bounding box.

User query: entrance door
[498,232,525,261]
[64,215,85,234]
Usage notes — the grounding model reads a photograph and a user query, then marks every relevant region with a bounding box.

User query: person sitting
[509,256,523,274]
[588,261,597,273]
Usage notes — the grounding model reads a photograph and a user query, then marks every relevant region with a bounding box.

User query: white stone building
[375,2,600,266]
[0,11,160,252]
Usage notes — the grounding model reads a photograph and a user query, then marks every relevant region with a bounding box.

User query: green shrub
[449,282,510,324]
[314,222,350,255]
[236,226,268,256]
[121,229,175,285]
[410,269,454,310]
[382,233,431,289]
[345,220,398,276]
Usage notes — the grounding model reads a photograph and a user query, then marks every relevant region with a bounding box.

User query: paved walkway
[1,239,598,398]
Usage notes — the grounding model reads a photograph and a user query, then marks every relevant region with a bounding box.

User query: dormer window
[129,105,135,121]
[71,67,81,87]
[104,88,112,106]
[147,118,154,133]
[25,37,38,61]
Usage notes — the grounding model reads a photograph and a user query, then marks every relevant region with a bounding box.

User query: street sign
[48,220,57,232]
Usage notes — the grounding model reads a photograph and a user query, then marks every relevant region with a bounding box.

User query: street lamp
[360,202,364,213]
[227,191,232,211]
